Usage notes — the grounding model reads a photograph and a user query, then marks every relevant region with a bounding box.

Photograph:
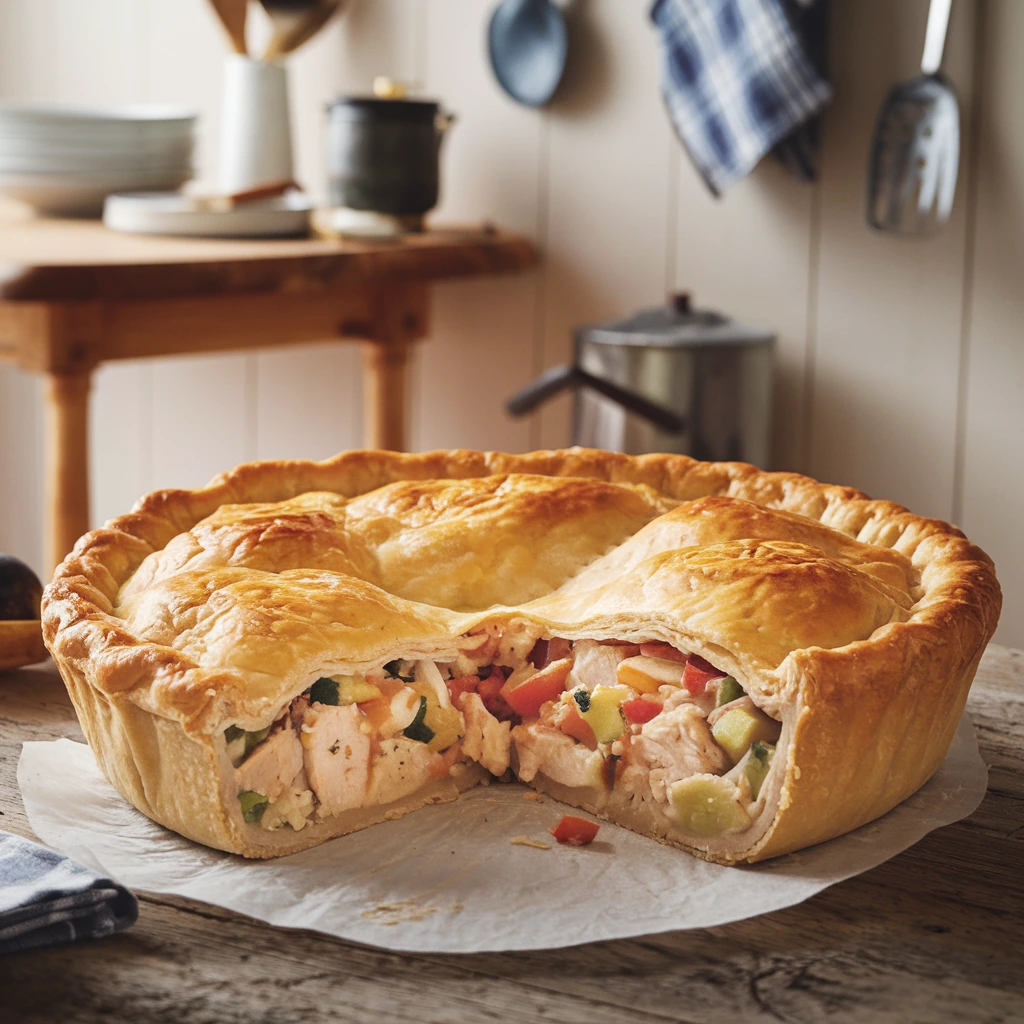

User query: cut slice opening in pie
[41,449,1001,862]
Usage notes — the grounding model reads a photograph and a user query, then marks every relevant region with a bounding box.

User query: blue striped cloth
[0,831,137,955]
[651,0,832,194]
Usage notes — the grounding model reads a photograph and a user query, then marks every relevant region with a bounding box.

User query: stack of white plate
[0,104,196,216]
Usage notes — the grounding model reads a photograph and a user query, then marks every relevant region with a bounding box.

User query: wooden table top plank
[0,217,538,303]
[0,646,1021,1022]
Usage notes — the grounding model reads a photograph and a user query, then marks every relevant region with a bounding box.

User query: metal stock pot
[508,294,776,466]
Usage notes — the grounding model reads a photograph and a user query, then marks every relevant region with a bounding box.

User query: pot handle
[506,365,686,434]
[435,109,456,138]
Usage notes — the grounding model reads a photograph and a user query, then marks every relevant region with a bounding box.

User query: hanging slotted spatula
[866,0,959,236]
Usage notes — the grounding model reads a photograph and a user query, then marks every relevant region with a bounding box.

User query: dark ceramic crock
[326,96,453,217]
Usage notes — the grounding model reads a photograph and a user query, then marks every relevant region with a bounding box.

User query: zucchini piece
[744,741,775,800]
[238,790,268,823]
[403,696,436,744]
[309,677,340,706]
[711,706,781,765]
[243,726,270,754]
[669,775,751,836]
[715,676,744,707]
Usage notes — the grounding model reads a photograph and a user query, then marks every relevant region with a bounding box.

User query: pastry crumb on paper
[510,835,552,850]
[361,899,439,925]
[522,792,544,803]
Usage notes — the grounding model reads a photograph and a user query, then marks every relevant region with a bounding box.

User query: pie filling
[225,631,782,840]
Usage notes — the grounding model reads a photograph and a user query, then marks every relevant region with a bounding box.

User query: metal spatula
[866,0,959,236]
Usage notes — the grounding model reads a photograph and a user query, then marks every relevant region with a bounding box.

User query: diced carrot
[622,697,663,725]
[550,815,600,846]
[445,674,480,705]
[559,703,598,750]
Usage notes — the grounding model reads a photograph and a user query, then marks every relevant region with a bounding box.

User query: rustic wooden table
[0,646,1020,1023]
[0,215,536,571]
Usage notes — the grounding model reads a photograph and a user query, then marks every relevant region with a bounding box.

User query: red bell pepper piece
[501,658,573,718]
[622,697,662,725]
[639,641,687,663]
[477,668,516,721]
[682,654,724,695]
[550,815,600,846]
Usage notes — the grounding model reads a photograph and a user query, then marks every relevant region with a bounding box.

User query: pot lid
[327,95,439,121]
[328,79,439,121]
[577,293,775,349]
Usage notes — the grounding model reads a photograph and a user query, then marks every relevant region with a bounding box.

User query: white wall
[0,0,1021,648]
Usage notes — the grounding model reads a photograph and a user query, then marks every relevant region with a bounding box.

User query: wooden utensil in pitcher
[208,0,249,55]
[261,0,344,61]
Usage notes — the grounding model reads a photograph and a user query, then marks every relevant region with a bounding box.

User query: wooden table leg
[43,369,91,571]
[361,339,409,451]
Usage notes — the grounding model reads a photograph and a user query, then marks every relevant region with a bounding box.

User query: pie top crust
[41,448,1001,861]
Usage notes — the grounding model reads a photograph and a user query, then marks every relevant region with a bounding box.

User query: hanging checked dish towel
[651,0,832,194]
[0,830,138,954]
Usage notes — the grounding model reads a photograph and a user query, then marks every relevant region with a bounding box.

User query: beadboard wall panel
[0,0,1022,648]
[958,0,1024,646]
[413,0,541,453]
[672,148,817,475]
[808,0,976,522]
[536,0,676,450]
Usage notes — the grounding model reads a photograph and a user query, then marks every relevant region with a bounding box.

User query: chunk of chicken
[366,738,435,806]
[460,692,511,776]
[234,725,304,804]
[512,722,605,789]
[567,640,641,692]
[628,692,728,804]
[301,703,370,817]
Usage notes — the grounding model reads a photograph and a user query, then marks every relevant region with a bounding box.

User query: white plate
[103,191,312,238]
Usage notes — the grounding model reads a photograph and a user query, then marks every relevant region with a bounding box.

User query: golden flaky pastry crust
[41,449,1000,863]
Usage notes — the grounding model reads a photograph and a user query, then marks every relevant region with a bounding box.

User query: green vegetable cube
[715,676,745,707]
[669,775,751,836]
[743,741,775,800]
[711,706,781,765]
[309,677,340,706]
[580,686,629,743]
[403,696,436,744]
[238,790,268,823]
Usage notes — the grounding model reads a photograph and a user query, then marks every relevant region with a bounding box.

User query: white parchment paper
[17,717,987,953]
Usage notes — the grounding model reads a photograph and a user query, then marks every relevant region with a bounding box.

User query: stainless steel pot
[508,295,775,465]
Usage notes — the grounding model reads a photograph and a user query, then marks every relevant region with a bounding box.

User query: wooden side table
[0,218,536,569]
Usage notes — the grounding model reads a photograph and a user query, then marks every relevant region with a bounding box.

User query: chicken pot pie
[41,448,1000,863]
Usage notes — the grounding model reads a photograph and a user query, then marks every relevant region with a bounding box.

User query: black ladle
[487,0,568,108]
[506,364,686,435]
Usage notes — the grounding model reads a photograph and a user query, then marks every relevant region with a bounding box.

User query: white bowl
[0,168,193,216]
[0,103,196,128]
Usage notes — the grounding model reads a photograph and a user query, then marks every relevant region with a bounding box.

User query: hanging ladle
[487,0,568,107]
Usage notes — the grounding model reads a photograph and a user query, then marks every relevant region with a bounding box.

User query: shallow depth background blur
[0,0,1020,646]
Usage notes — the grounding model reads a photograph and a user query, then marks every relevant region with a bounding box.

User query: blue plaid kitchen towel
[651,0,832,193]
[0,831,137,954]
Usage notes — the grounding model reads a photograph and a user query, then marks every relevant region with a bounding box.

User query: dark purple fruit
[0,553,43,620]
